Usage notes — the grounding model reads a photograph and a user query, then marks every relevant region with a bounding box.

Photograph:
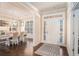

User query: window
[25,21,33,34]
[60,19,63,43]
[10,20,18,31]
[44,21,46,40]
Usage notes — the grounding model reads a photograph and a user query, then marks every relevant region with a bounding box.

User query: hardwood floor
[0,39,33,56]
[33,43,69,56]
[0,40,68,56]
[60,46,69,56]
[33,43,43,56]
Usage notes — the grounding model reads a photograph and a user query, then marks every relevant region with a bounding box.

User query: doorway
[73,9,79,56]
[44,19,60,44]
[43,12,65,46]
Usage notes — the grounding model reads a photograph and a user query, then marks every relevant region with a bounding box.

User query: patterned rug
[35,43,62,56]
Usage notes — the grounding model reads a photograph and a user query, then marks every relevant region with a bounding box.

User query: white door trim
[42,11,66,46]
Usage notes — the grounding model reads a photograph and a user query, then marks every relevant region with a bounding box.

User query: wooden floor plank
[0,39,33,56]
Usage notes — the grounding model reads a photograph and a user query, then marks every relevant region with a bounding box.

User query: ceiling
[0,2,67,17]
[29,2,67,11]
[22,2,67,15]
[0,2,34,17]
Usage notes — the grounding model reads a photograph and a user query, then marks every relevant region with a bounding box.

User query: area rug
[35,43,62,56]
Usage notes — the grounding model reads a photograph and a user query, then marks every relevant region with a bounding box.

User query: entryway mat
[35,43,62,56]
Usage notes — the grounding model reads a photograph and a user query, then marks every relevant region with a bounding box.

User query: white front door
[44,19,62,45]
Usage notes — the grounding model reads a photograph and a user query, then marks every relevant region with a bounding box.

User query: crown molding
[18,2,40,17]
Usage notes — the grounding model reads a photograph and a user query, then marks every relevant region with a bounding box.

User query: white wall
[67,3,73,56]
[33,15,41,46]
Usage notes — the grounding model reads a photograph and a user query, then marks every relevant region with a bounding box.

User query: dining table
[0,33,13,46]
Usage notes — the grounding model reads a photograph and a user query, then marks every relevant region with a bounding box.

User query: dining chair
[10,32,19,46]
[19,32,27,43]
[5,38,10,46]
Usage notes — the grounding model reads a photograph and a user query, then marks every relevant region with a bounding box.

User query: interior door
[44,19,60,44]
[74,9,79,56]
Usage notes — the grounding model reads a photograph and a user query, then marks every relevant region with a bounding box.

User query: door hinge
[73,14,75,17]
[72,48,74,55]
[72,48,74,52]
[73,32,74,35]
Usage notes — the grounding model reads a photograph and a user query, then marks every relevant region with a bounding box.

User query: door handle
[44,32,48,34]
